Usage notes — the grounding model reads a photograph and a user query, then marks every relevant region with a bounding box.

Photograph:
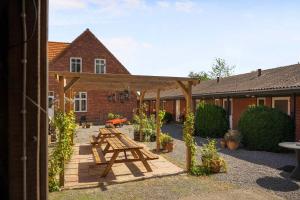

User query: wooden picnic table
[91,133,158,177]
[90,128,121,147]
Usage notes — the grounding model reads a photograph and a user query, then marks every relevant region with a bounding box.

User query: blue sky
[49,0,300,77]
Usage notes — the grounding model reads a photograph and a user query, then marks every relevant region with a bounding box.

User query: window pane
[258,99,265,106]
[81,93,86,98]
[75,100,80,111]
[100,66,105,73]
[81,100,86,111]
[96,66,100,74]
[48,98,53,108]
[274,100,288,114]
[75,94,80,98]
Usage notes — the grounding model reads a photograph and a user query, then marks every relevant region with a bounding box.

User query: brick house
[144,64,300,140]
[48,29,136,123]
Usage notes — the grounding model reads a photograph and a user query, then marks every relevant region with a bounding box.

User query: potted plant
[224,130,241,150]
[220,138,226,148]
[200,139,227,173]
[160,133,174,152]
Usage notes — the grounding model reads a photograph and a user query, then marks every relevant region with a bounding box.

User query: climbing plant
[183,112,197,171]
[48,111,77,192]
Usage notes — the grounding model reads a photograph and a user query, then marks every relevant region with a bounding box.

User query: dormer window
[70,57,82,72]
[95,59,106,74]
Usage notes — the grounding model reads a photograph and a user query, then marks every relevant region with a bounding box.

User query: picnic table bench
[91,132,158,177]
[90,128,121,146]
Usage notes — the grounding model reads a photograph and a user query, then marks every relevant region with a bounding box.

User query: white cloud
[157,1,171,8]
[102,37,153,69]
[175,0,196,13]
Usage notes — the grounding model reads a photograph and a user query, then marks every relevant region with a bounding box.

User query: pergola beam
[64,77,80,92]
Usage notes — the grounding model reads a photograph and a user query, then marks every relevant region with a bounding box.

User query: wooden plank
[140,149,159,160]
[134,149,152,172]
[92,147,107,165]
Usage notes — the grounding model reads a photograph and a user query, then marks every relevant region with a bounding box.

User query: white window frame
[74,92,87,112]
[257,97,266,106]
[94,58,106,74]
[272,97,290,115]
[70,57,82,73]
[48,91,54,108]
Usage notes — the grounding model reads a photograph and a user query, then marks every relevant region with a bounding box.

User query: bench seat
[92,146,108,165]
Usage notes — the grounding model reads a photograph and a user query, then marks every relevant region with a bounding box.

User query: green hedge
[195,102,229,138]
[238,105,294,152]
[163,112,173,123]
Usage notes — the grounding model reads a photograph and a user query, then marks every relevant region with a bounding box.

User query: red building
[144,64,300,140]
[48,29,136,123]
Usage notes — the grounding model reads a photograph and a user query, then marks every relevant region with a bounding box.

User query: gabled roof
[144,63,300,99]
[48,29,130,74]
[48,41,70,62]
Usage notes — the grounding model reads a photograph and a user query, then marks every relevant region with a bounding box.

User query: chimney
[217,77,220,83]
[257,69,262,77]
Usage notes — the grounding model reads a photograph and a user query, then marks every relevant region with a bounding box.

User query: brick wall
[232,97,256,129]
[49,29,136,124]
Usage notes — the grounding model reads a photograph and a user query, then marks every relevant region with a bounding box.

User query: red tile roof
[48,41,70,62]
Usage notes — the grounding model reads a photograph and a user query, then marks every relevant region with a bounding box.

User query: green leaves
[49,111,76,192]
[238,105,294,152]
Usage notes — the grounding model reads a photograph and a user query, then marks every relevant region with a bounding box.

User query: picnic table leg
[98,137,105,148]
[101,150,120,177]
[134,149,152,172]
[103,143,110,156]
[130,150,138,159]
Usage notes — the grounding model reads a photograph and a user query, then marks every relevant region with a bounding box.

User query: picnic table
[90,128,121,147]
[91,129,158,177]
[279,142,300,180]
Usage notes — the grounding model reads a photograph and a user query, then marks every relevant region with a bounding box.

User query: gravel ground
[73,124,300,200]
[157,123,300,200]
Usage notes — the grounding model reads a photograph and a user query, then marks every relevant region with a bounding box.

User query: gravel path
[74,124,300,200]
[158,123,300,200]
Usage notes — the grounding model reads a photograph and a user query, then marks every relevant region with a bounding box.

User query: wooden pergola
[49,71,199,170]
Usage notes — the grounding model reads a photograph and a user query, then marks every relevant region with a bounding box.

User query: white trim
[70,57,82,72]
[257,97,266,106]
[74,92,87,112]
[175,100,180,122]
[272,96,290,115]
[214,98,221,106]
[94,58,106,74]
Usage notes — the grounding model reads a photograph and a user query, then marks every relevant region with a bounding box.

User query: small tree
[188,71,210,81]
[209,58,235,79]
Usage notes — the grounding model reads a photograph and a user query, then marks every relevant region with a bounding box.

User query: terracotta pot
[86,123,91,128]
[227,140,239,150]
[220,139,226,148]
[165,142,174,152]
[210,160,221,173]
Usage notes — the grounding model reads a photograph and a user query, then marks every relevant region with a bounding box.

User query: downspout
[21,0,28,199]
[227,96,230,129]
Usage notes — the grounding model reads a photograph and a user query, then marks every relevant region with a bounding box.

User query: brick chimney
[217,77,220,83]
[257,69,262,77]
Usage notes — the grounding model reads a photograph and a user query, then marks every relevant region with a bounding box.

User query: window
[257,97,266,106]
[95,59,106,74]
[272,97,290,115]
[162,100,166,110]
[48,91,54,109]
[215,99,221,106]
[74,92,87,112]
[70,57,82,72]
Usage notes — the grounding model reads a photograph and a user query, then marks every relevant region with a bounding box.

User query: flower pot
[86,123,91,128]
[227,140,239,150]
[210,160,221,173]
[220,139,226,148]
[165,142,174,152]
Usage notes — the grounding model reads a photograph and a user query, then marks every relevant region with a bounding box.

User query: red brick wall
[49,30,136,123]
[232,98,256,129]
[295,96,300,140]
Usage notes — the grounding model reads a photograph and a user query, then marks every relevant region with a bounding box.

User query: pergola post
[139,91,146,141]
[58,75,65,113]
[156,89,161,152]
[177,81,193,171]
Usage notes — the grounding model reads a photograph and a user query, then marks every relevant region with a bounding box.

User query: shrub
[195,102,229,138]
[159,132,173,146]
[238,105,294,152]
[163,112,173,123]
[107,112,115,120]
